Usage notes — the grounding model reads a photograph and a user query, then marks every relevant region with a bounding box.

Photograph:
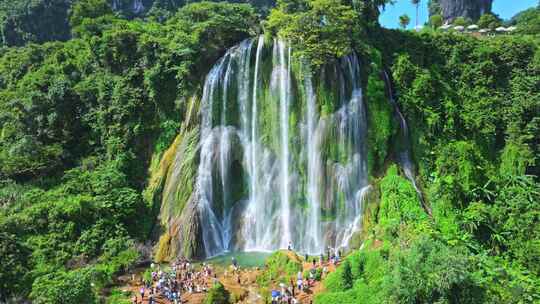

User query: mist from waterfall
[194,37,369,257]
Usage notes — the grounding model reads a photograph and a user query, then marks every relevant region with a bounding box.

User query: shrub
[30,269,96,304]
[478,13,502,30]
[453,17,470,26]
[386,237,485,303]
[324,260,353,292]
[314,289,357,304]
[256,251,303,286]
[205,282,230,304]
[429,14,443,28]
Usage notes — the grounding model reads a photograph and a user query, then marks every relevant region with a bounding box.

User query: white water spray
[193,39,370,257]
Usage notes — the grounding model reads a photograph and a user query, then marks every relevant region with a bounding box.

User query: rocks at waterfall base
[430,0,493,23]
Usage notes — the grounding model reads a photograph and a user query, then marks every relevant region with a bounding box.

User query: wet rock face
[170,193,206,260]
[434,0,493,22]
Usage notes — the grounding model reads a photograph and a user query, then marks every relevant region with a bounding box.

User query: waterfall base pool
[203,251,271,268]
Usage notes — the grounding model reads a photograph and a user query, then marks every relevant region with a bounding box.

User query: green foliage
[366,72,394,173]
[205,282,231,304]
[256,251,303,286]
[314,289,357,304]
[142,269,153,285]
[387,237,484,303]
[499,142,534,177]
[30,268,96,304]
[0,0,72,46]
[324,260,353,291]
[105,288,132,304]
[432,141,488,207]
[267,0,362,67]
[379,165,428,237]
[429,14,443,28]
[511,6,540,35]
[0,2,259,300]
[376,29,540,303]
[0,2,538,304]
[386,32,539,178]
[453,16,470,26]
[0,232,32,300]
[319,236,485,304]
[477,13,501,30]
[70,0,113,28]
[399,14,411,29]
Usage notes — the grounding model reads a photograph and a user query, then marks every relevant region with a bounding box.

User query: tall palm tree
[412,0,420,30]
[399,14,411,29]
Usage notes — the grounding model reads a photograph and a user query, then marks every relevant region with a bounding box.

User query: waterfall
[243,36,277,251]
[340,185,371,247]
[197,55,227,257]
[330,54,368,250]
[277,40,292,248]
[383,71,428,214]
[133,0,144,14]
[304,71,322,253]
[192,38,370,257]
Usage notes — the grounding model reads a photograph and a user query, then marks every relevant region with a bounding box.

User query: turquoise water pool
[203,251,271,268]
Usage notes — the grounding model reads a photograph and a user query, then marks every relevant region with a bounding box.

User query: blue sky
[379,0,538,29]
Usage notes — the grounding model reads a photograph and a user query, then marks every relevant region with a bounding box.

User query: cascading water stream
[304,71,322,253]
[383,71,430,215]
[133,0,144,13]
[277,40,292,248]
[243,36,277,251]
[332,54,368,249]
[193,38,370,257]
[197,56,227,257]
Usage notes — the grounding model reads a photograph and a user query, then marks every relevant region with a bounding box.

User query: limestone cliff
[429,0,493,22]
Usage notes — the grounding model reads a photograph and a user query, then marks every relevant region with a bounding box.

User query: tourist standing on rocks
[139,286,145,301]
[232,256,238,272]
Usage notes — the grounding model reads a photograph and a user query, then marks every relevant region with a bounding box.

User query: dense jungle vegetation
[0,0,538,303]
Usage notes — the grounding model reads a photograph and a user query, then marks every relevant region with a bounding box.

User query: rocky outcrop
[429,0,493,22]
[148,96,203,261]
[156,192,206,261]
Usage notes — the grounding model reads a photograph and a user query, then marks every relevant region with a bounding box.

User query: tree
[412,0,421,30]
[399,14,411,29]
[341,261,353,289]
[70,0,113,28]
[267,0,360,67]
[0,232,32,301]
[510,6,540,35]
[205,282,230,304]
[453,16,470,26]
[390,237,485,303]
[477,13,501,30]
[429,14,443,28]
[30,269,96,304]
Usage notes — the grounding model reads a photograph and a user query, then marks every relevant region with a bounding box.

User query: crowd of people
[129,244,343,304]
[269,245,343,304]
[132,258,216,304]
